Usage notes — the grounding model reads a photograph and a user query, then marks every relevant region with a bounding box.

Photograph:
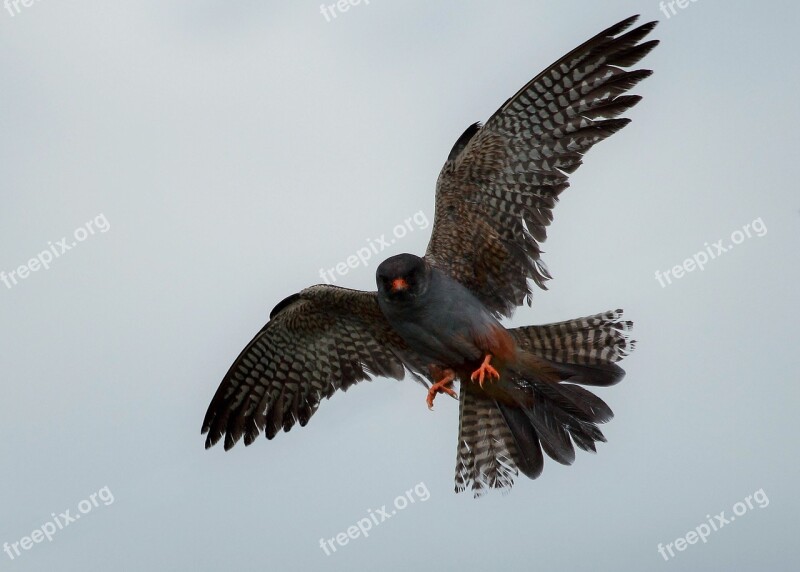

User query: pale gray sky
[1,1,799,570]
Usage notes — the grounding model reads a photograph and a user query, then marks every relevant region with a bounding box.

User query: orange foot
[470,354,500,388]
[427,368,457,410]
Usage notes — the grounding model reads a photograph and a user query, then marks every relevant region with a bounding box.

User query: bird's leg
[470,354,500,388]
[427,366,457,410]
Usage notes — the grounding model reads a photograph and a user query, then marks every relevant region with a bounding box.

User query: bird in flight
[202,15,658,496]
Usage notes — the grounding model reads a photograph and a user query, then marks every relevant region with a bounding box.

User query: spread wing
[201,284,430,450]
[424,15,658,318]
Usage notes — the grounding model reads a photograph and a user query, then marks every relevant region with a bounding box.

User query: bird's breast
[379,287,513,368]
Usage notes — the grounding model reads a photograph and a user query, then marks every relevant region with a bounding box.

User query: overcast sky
[2,1,799,570]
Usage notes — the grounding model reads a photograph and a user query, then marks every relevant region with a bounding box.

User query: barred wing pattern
[202,285,430,450]
[425,15,658,318]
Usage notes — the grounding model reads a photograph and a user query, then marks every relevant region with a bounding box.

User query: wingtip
[633,20,661,37]
[612,16,662,41]
[612,14,641,33]
[203,430,221,450]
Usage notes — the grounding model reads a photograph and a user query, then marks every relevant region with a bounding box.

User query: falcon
[202,15,658,496]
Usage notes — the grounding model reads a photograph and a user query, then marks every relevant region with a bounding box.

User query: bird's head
[376,253,429,302]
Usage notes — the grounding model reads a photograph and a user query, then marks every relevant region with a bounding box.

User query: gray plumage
[202,14,656,497]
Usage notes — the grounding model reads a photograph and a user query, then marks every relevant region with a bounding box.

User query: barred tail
[454,310,635,497]
[454,388,520,497]
[511,309,635,366]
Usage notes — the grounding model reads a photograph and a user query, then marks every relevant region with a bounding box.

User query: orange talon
[426,368,457,410]
[470,354,500,388]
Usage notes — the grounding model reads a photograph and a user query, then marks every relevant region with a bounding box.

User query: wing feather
[202,284,429,449]
[425,15,658,317]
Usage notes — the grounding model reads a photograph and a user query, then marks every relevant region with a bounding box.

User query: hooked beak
[391,278,408,292]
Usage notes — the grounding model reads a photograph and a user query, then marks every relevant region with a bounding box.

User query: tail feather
[454,388,519,496]
[532,379,614,424]
[453,310,635,496]
[495,405,544,480]
[520,395,576,466]
[511,309,635,365]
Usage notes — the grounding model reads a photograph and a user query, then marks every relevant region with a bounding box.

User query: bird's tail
[454,310,635,497]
